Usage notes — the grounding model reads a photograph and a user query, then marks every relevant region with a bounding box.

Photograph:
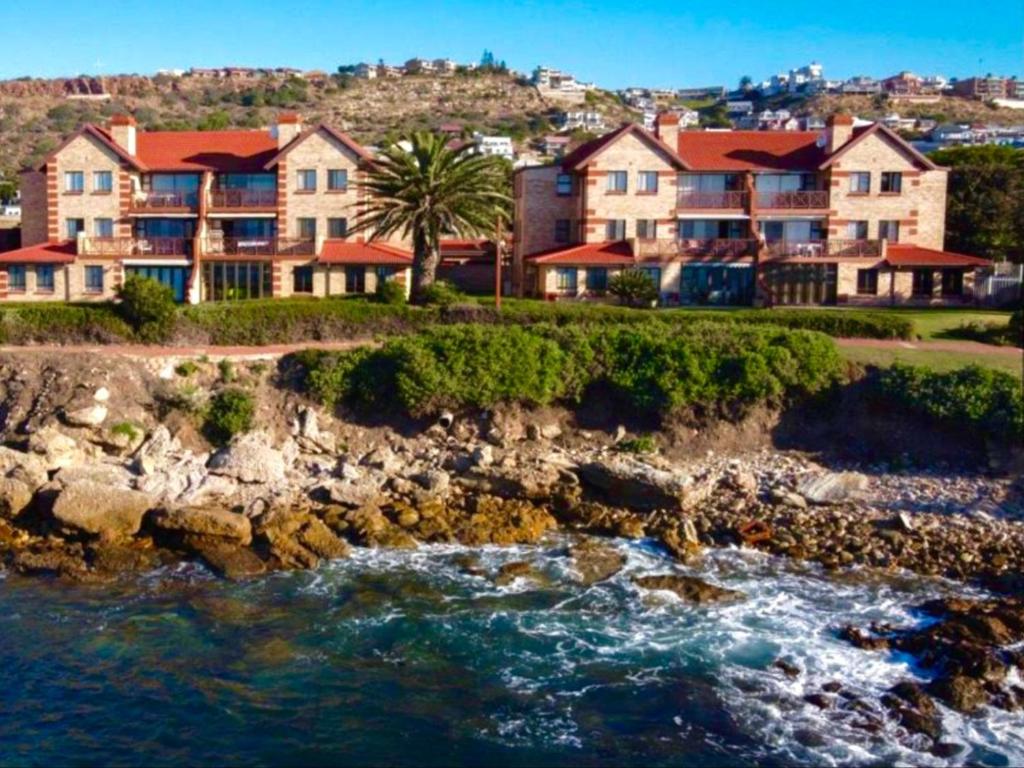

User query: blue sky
[2,0,1020,88]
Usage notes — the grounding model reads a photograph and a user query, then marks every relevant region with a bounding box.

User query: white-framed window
[607,171,627,193]
[637,171,658,193]
[879,220,900,242]
[66,218,85,239]
[327,169,348,191]
[555,267,577,292]
[8,265,26,291]
[880,172,902,194]
[846,220,868,239]
[605,219,626,239]
[93,171,113,193]
[85,265,104,293]
[296,169,317,191]
[64,171,84,193]
[636,219,657,239]
[297,217,317,239]
[328,217,348,238]
[94,218,114,237]
[849,172,870,194]
[36,264,55,292]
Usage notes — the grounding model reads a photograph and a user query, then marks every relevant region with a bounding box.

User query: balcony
[676,190,748,210]
[755,190,829,210]
[80,237,193,257]
[764,239,882,259]
[677,238,758,258]
[202,237,316,258]
[209,189,278,209]
[128,192,198,213]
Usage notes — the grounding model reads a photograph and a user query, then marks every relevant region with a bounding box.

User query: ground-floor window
[554,267,577,292]
[345,266,366,293]
[585,268,608,292]
[941,269,963,297]
[762,263,838,305]
[856,268,878,295]
[127,265,189,302]
[293,265,314,294]
[7,265,26,292]
[912,269,934,297]
[36,264,55,292]
[376,266,396,283]
[680,264,754,305]
[202,261,272,301]
[85,265,104,293]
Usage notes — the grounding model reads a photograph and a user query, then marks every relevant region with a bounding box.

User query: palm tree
[353,132,510,303]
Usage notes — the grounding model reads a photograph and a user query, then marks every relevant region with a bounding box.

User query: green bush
[375,280,407,306]
[419,280,465,307]
[876,364,1023,442]
[175,360,200,377]
[616,435,657,454]
[116,275,176,341]
[0,303,133,344]
[1009,309,1023,347]
[608,270,659,308]
[295,322,843,420]
[204,388,255,444]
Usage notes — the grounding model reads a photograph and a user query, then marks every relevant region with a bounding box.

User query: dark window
[66,218,85,239]
[345,266,365,293]
[201,261,272,301]
[879,220,900,242]
[636,219,657,239]
[327,169,348,191]
[293,265,314,294]
[607,171,627,193]
[297,218,317,239]
[856,268,878,295]
[849,172,870,194]
[328,217,348,238]
[8,265,25,291]
[296,169,317,191]
[881,172,902,193]
[585,268,608,291]
[376,266,396,283]
[606,219,626,240]
[554,219,571,243]
[36,264,54,291]
[846,220,868,240]
[912,269,934,297]
[556,173,572,196]
[941,269,964,296]
[85,266,104,293]
[555,267,577,291]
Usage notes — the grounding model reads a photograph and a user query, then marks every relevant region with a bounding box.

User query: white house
[473,134,515,160]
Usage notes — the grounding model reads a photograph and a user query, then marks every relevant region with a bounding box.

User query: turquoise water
[0,539,1021,767]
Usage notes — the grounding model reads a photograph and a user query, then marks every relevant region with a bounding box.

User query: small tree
[116,274,176,341]
[609,270,659,308]
[204,388,255,445]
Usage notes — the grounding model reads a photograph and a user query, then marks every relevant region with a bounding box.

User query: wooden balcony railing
[764,239,881,259]
[129,192,197,211]
[79,237,193,257]
[209,189,278,208]
[677,238,758,258]
[676,190,748,209]
[202,237,316,257]
[755,190,829,209]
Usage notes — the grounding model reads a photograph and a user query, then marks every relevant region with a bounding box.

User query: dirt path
[835,337,1023,357]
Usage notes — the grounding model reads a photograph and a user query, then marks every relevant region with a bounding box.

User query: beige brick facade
[279,130,363,242]
[51,135,126,241]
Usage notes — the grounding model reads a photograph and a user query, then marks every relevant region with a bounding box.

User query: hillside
[0,71,637,180]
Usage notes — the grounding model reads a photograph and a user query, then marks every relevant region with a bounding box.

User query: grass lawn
[885,308,1014,341]
[840,345,1022,376]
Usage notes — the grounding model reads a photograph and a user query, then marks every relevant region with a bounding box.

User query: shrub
[218,358,236,383]
[1009,309,1023,347]
[110,421,141,442]
[608,270,659,308]
[616,435,657,454]
[116,275,176,341]
[419,280,465,307]
[375,280,407,306]
[175,360,200,377]
[876,364,1023,442]
[0,303,132,344]
[204,388,255,444]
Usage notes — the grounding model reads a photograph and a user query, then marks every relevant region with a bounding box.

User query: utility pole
[494,213,503,310]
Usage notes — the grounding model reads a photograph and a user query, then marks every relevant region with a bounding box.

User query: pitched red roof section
[135,130,279,172]
[884,245,989,267]
[561,124,689,171]
[263,124,373,169]
[318,240,413,265]
[676,131,827,171]
[527,241,635,266]
[0,241,77,264]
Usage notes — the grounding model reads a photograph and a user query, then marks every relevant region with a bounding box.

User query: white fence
[976,263,1023,307]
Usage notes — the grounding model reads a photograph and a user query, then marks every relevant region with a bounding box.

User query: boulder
[412,469,450,494]
[0,445,50,488]
[928,674,988,714]
[632,574,745,604]
[580,457,716,511]
[88,540,164,577]
[458,462,565,501]
[27,427,81,471]
[797,471,869,505]
[569,537,626,585]
[180,535,267,580]
[255,507,349,569]
[294,407,336,454]
[361,446,401,474]
[62,403,108,428]
[149,506,253,545]
[54,462,135,490]
[0,477,35,519]
[456,495,556,546]
[133,425,180,475]
[49,481,155,540]
[208,433,287,484]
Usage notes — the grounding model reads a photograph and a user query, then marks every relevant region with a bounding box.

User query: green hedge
[0,303,133,344]
[294,322,844,419]
[876,364,1023,442]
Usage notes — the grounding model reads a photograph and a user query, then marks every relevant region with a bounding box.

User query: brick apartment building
[512,114,988,306]
[952,76,1015,101]
[5,113,414,302]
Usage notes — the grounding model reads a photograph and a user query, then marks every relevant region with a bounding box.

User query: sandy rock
[458,462,565,500]
[27,427,82,471]
[93,387,110,403]
[88,540,163,577]
[633,574,745,604]
[569,537,626,585]
[797,471,869,505]
[0,477,35,519]
[255,507,349,569]
[361,446,400,474]
[0,446,50,488]
[471,444,494,467]
[54,462,135,490]
[580,457,716,511]
[208,433,286,484]
[181,535,267,580]
[457,495,556,545]
[49,481,155,540]
[62,403,108,428]
[149,506,253,545]
[133,425,180,475]
[412,469,450,493]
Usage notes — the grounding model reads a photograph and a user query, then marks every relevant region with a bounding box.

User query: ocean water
[0,538,1021,767]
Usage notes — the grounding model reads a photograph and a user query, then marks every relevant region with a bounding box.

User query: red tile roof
[0,241,77,264]
[527,241,635,266]
[676,131,828,171]
[884,245,990,267]
[134,130,280,172]
[561,124,688,171]
[319,240,413,265]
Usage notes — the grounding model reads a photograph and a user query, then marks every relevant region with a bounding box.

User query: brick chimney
[654,112,680,149]
[274,112,304,148]
[109,114,137,155]
[825,113,854,154]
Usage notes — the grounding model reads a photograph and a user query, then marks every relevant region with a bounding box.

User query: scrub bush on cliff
[115,274,176,341]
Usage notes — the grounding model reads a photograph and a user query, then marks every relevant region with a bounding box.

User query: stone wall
[279,130,362,242]
[52,135,125,241]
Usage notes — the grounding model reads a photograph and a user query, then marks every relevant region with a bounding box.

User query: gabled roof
[527,240,635,266]
[0,241,77,263]
[135,130,279,172]
[884,244,989,267]
[676,131,827,171]
[560,124,689,171]
[38,125,145,171]
[318,240,412,265]
[818,123,940,170]
[264,124,373,169]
